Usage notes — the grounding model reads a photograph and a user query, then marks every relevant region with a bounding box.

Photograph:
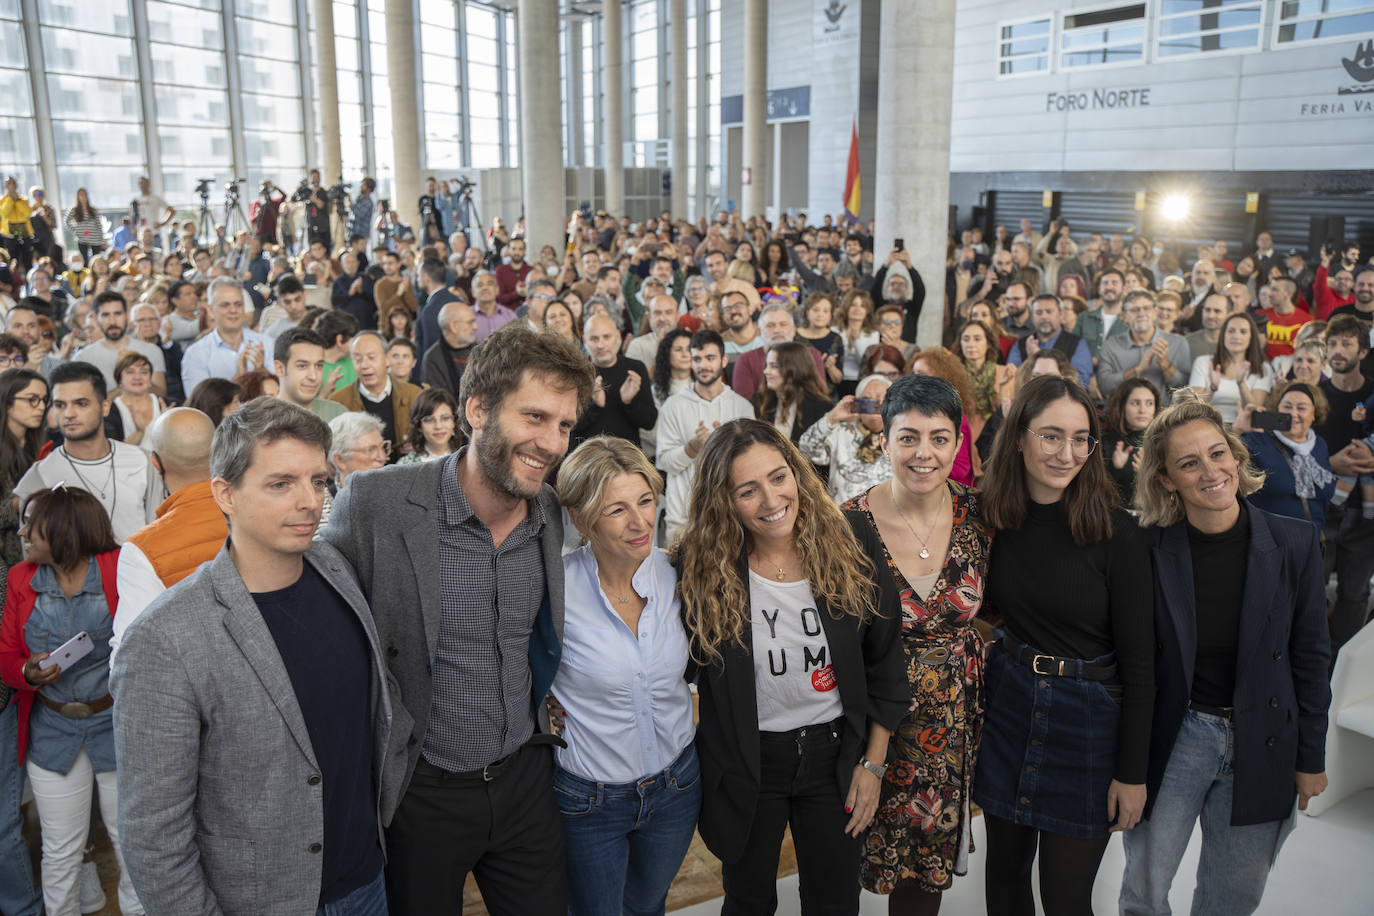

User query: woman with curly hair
[753,341,834,445]
[842,374,992,915]
[675,418,906,915]
[838,290,880,398]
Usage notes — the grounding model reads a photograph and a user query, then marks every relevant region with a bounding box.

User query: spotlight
[1160,194,1191,222]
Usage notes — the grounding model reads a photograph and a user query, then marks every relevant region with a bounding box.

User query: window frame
[1154,0,1265,61]
[1056,0,1152,72]
[996,14,1056,79]
[1271,0,1374,49]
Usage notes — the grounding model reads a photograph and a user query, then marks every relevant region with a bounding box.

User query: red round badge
[811,666,837,692]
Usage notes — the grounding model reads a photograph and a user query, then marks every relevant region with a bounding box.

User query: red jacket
[1313,263,1355,321]
[0,552,120,764]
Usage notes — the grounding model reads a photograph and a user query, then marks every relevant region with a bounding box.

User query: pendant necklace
[62,446,116,503]
[890,479,946,560]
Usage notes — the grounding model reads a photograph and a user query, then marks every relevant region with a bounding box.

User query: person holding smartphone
[0,487,142,916]
[1235,381,1336,532]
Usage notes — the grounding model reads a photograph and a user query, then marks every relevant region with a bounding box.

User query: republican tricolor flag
[843,118,861,224]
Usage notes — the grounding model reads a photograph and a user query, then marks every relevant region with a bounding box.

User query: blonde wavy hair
[673,418,876,666]
[1135,390,1265,528]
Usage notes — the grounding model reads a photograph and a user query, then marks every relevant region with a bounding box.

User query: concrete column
[19,0,60,211]
[314,0,343,182]
[873,0,955,347]
[740,0,766,220]
[385,0,421,234]
[603,0,624,216]
[670,0,688,217]
[518,0,563,257]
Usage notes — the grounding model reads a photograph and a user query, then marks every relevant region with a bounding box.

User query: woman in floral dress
[843,373,992,915]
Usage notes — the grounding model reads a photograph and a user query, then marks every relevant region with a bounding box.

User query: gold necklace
[598,573,638,605]
[890,480,947,561]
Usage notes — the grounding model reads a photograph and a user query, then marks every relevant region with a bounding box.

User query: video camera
[195,178,214,198]
[291,178,314,203]
[327,180,352,203]
[453,176,476,196]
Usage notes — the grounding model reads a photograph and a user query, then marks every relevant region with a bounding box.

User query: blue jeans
[1120,709,1294,916]
[316,868,387,916]
[0,700,43,916]
[555,744,701,916]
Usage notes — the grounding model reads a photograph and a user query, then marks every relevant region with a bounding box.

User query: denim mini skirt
[973,640,1122,839]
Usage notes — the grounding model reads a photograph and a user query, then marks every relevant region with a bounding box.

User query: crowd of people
[0,175,1370,916]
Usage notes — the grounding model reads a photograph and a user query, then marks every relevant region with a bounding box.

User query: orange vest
[126,480,227,587]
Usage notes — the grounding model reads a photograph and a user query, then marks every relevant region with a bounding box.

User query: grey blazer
[111,542,411,916]
[320,454,566,798]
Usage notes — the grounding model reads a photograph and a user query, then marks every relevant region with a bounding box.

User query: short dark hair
[274,326,327,366]
[387,337,418,357]
[689,328,725,356]
[1325,314,1369,348]
[420,258,447,287]
[274,274,305,297]
[881,373,963,437]
[406,387,460,455]
[50,360,108,401]
[596,265,619,281]
[167,280,193,301]
[188,378,242,427]
[21,488,118,568]
[1098,268,1125,287]
[315,309,360,348]
[114,350,154,383]
[0,332,25,357]
[93,290,126,313]
[457,323,596,435]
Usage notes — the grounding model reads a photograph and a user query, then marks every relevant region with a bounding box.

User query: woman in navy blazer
[1121,394,1332,916]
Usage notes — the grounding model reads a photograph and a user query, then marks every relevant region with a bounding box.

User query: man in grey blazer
[112,398,411,916]
[322,321,595,914]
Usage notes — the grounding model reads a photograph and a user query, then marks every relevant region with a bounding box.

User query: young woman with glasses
[976,375,1154,916]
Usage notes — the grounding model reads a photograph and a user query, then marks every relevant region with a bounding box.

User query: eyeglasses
[352,440,392,458]
[1024,427,1097,458]
[12,393,50,409]
[421,413,455,426]
[0,355,25,368]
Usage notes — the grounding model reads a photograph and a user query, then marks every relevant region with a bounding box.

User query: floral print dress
[844,482,991,894]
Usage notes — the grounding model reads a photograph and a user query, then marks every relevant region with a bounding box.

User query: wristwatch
[859,756,888,779]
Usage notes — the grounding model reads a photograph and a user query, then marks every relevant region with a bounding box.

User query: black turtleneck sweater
[986,501,1155,784]
[1186,502,1250,708]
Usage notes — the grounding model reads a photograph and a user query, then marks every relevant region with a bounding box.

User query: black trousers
[721,721,861,916]
[385,743,568,916]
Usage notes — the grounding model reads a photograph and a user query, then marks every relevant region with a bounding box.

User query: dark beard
[475,413,548,500]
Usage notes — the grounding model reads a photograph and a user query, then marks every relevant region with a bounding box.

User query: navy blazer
[1143,504,1331,826]
[690,509,908,864]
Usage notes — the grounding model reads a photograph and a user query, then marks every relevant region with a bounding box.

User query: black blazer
[1143,505,1331,826]
[691,510,908,864]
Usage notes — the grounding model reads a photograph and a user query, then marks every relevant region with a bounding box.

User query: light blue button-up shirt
[553,545,695,784]
[180,326,269,394]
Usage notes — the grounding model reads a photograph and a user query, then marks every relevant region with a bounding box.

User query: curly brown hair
[672,418,876,666]
[753,341,831,426]
[905,346,976,418]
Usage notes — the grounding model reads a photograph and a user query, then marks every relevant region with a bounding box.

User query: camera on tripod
[327,180,352,203]
[224,178,246,203]
[291,178,313,203]
[195,178,214,198]
[453,176,476,196]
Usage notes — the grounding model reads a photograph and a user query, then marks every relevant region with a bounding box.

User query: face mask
[961,260,974,271]
[1152,245,1163,256]
[546,265,559,277]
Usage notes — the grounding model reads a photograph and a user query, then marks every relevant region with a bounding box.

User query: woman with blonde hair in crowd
[1121,392,1329,916]
[843,374,993,915]
[837,290,880,398]
[675,418,906,914]
[549,436,699,915]
[906,347,978,486]
[798,373,893,504]
[754,341,834,446]
[976,375,1153,916]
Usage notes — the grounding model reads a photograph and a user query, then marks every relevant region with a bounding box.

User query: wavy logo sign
[1338,39,1374,95]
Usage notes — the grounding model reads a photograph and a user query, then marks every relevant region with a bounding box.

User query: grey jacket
[319,455,566,799]
[111,542,411,916]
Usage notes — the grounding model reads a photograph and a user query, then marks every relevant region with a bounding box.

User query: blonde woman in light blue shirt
[552,435,698,916]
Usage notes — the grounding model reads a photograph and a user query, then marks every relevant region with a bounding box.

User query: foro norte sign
[1045,87,1151,112]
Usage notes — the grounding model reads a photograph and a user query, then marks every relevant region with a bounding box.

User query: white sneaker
[80,860,106,914]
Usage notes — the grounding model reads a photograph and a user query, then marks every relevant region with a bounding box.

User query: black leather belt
[1189,700,1235,722]
[1003,639,1117,683]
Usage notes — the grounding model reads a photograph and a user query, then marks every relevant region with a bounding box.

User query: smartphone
[852,397,882,414]
[40,631,94,672]
[894,238,904,251]
[1252,411,1293,432]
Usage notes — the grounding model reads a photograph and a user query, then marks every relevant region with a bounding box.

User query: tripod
[195,185,214,246]
[457,186,484,254]
[224,180,251,239]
